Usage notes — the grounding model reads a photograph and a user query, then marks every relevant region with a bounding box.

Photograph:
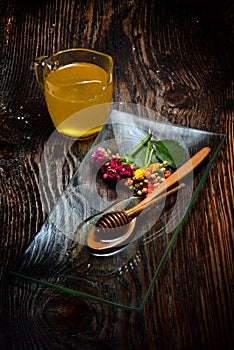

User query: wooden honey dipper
[87,183,185,254]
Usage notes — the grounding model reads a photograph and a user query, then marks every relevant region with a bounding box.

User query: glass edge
[9,270,142,312]
[111,108,227,138]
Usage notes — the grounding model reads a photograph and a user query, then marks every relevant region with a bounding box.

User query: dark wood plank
[0,0,233,349]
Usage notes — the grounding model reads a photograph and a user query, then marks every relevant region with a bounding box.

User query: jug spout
[34,55,48,91]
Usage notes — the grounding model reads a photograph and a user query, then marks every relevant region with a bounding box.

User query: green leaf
[134,141,152,167]
[126,132,152,158]
[125,132,153,168]
[150,139,185,168]
[124,132,185,169]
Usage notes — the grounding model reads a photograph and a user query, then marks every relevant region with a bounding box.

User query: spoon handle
[126,146,211,217]
[127,183,186,217]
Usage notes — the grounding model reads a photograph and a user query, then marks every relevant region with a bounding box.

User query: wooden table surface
[0,0,233,349]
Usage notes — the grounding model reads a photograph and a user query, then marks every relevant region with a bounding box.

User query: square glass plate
[11,106,226,311]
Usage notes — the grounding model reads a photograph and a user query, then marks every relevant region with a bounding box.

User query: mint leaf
[134,141,152,167]
[126,132,152,158]
[150,139,185,168]
[124,133,185,169]
[125,132,153,167]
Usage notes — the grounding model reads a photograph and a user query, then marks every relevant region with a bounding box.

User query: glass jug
[35,48,113,138]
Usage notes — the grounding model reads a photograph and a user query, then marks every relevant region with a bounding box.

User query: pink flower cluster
[101,157,134,184]
[91,147,110,164]
[91,147,135,184]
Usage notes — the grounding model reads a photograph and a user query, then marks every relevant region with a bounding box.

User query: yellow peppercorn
[134,168,145,179]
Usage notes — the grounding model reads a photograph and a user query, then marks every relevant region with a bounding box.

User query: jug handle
[34,55,48,91]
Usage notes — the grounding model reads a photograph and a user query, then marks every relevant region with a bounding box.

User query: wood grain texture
[0,0,233,349]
